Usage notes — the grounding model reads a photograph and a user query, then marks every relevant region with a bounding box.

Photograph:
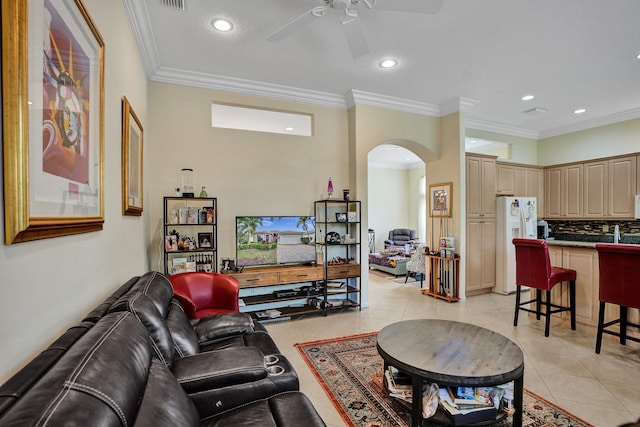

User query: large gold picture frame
[429,182,453,218]
[2,0,105,244]
[121,96,143,216]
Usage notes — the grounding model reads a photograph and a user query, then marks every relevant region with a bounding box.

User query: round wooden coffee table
[377,319,524,427]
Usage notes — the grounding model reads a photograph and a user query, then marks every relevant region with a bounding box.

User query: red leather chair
[512,238,576,337]
[594,244,640,354]
[168,272,240,318]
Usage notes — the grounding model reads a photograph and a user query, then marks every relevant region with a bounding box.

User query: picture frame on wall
[2,0,105,243]
[121,96,143,216]
[429,182,453,218]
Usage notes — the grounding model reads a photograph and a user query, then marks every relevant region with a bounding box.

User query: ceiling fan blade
[266,7,324,42]
[372,0,443,14]
[341,16,369,59]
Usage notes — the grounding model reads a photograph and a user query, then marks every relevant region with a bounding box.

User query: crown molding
[539,107,640,139]
[122,0,159,77]
[464,117,540,140]
[152,67,347,109]
[346,90,440,116]
[440,97,479,116]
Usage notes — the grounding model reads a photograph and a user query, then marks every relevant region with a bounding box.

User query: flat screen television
[236,216,316,267]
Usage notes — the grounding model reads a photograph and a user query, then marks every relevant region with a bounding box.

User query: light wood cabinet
[526,167,544,217]
[583,160,608,218]
[562,247,599,327]
[465,219,496,292]
[496,164,515,195]
[466,155,496,218]
[466,155,497,294]
[514,167,528,198]
[608,156,637,217]
[547,246,598,327]
[545,164,583,218]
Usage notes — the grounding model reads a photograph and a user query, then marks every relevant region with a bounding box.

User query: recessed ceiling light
[637,53,640,59]
[211,18,232,32]
[574,108,586,114]
[521,95,534,101]
[285,127,294,131]
[469,139,477,144]
[379,59,398,69]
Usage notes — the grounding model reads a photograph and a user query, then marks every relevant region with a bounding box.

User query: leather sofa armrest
[191,312,255,345]
[172,347,267,393]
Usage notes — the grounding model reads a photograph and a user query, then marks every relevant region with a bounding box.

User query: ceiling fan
[266,0,444,59]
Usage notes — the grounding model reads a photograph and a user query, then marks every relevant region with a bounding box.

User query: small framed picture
[347,211,357,222]
[198,232,213,248]
[335,212,347,222]
[165,235,178,251]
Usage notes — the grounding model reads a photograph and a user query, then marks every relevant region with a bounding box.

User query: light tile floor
[265,271,640,427]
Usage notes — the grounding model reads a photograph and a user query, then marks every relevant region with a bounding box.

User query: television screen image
[236,216,316,267]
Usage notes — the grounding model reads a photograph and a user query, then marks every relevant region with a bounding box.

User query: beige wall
[0,0,149,382]
[466,129,538,164]
[146,84,350,270]
[537,118,640,165]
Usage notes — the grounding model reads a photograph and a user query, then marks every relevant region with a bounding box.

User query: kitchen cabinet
[496,164,515,195]
[547,246,598,326]
[466,155,496,218]
[466,155,497,294]
[465,219,496,293]
[526,167,544,217]
[545,164,583,218]
[608,156,637,217]
[583,160,608,218]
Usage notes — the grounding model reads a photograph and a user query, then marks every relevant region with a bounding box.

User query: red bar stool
[594,243,640,354]
[512,238,577,337]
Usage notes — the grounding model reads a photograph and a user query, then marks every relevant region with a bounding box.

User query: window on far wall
[211,103,313,136]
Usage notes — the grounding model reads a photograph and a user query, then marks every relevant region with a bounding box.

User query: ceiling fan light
[379,59,397,68]
[211,18,232,32]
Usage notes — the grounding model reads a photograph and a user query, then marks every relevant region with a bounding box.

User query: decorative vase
[327,177,334,199]
[199,186,208,197]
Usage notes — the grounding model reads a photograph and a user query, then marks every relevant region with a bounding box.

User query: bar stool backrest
[595,243,640,309]
[512,238,553,291]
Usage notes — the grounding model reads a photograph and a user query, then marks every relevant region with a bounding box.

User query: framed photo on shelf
[121,96,143,216]
[165,235,178,251]
[335,212,347,223]
[2,0,105,243]
[198,232,213,248]
[429,182,453,218]
[347,211,358,222]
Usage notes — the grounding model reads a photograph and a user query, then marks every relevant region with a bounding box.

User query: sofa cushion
[192,312,255,346]
[109,291,177,367]
[0,312,151,426]
[134,358,200,427]
[202,391,326,427]
[167,299,201,357]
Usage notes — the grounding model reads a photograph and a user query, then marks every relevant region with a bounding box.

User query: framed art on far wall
[122,96,143,216]
[2,0,105,243]
[429,182,453,218]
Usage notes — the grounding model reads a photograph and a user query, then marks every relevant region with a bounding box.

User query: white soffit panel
[211,103,312,137]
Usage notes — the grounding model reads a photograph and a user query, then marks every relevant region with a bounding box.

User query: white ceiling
[124,0,640,141]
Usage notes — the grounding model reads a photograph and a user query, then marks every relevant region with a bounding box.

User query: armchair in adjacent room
[169,271,240,319]
[384,228,418,248]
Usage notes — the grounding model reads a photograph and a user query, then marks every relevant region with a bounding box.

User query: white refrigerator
[494,196,537,295]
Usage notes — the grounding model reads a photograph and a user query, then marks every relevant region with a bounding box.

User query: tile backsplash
[547,219,640,244]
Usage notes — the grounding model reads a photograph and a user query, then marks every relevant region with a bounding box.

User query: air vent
[161,0,186,11]
[522,107,547,115]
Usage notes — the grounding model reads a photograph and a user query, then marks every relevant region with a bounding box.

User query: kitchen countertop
[545,239,597,248]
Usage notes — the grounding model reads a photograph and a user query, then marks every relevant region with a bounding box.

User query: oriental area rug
[295,332,594,427]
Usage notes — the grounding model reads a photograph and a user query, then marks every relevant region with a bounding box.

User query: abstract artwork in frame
[122,96,143,216]
[2,0,105,243]
[429,182,452,218]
